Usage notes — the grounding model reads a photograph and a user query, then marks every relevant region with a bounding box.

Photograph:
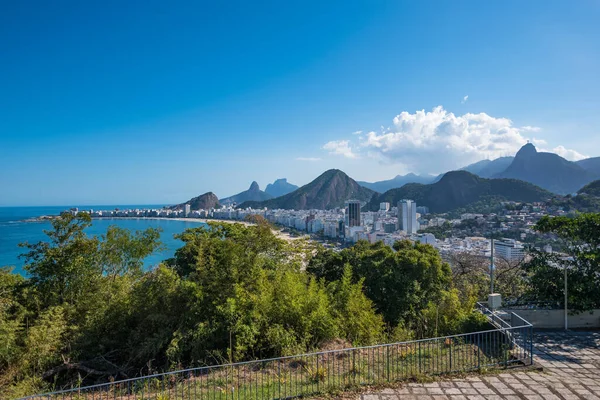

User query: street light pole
[490,238,495,294]
[564,265,568,331]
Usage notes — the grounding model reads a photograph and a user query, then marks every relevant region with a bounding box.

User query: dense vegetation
[240,169,376,210]
[367,171,552,213]
[3,209,598,398]
[549,180,600,213]
[0,212,489,398]
[578,179,600,197]
[523,213,600,310]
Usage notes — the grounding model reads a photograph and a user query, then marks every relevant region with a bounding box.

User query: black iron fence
[20,308,533,400]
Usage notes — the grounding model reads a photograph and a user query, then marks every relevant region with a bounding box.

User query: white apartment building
[397,200,418,234]
[494,239,526,262]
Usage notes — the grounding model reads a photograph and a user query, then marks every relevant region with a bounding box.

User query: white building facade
[397,200,418,234]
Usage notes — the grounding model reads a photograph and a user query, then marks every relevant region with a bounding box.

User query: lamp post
[564,263,568,331]
[551,258,568,331]
[490,238,495,294]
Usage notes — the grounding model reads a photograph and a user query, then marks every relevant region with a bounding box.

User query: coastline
[92,216,254,226]
[90,217,303,242]
[20,215,305,243]
[93,216,305,243]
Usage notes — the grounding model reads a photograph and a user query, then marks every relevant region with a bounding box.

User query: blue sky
[1,0,599,206]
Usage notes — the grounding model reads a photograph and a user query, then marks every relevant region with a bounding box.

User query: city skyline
[2,1,600,206]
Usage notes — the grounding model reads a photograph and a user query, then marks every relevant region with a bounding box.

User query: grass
[35,332,528,400]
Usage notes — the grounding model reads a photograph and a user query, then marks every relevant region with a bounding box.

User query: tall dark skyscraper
[346,200,361,227]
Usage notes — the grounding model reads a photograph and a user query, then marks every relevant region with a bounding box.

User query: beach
[91,216,303,243]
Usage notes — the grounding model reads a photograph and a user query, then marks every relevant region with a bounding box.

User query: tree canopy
[523,213,600,310]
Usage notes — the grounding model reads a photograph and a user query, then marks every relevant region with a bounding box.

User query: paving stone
[356,332,600,400]
[427,388,445,395]
[444,388,462,395]
[361,395,380,400]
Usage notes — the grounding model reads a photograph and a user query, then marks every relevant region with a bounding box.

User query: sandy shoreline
[91,216,303,242]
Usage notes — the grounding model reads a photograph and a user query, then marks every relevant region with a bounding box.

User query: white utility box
[488,293,502,309]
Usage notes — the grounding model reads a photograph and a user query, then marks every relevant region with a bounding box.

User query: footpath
[359,331,600,400]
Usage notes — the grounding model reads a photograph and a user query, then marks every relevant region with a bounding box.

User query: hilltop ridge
[239,169,376,210]
[220,181,273,205]
[367,170,552,213]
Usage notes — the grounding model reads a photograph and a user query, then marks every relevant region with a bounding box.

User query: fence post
[477,334,481,370]
[316,354,320,393]
[449,339,453,372]
[418,342,421,374]
[529,325,534,366]
[386,345,390,382]
[278,359,281,399]
[504,332,508,368]
[352,349,356,386]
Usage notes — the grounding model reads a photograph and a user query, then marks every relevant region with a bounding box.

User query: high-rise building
[184,204,191,217]
[397,200,417,234]
[346,200,361,227]
[379,202,390,212]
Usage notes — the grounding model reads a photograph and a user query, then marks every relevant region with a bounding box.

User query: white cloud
[352,130,363,135]
[550,146,588,161]
[323,106,583,174]
[295,157,321,162]
[322,140,357,159]
[461,95,469,104]
[521,126,542,133]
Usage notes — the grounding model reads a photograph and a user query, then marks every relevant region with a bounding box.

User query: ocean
[0,206,207,275]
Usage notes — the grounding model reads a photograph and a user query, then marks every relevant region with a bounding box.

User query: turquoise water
[0,206,206,275]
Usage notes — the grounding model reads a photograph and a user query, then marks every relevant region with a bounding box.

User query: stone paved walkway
[358,331,600,400]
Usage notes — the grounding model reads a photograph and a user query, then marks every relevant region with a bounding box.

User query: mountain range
[265,178,298,197]
[461,157,515,178]
[577,157,600,176]
[239,169,376,210]
[357,174,434,193]
[220,181,273,205]
[494,143,597,195]
[169,144,599,214]
[366,170,553,214]
[357,144,599,195]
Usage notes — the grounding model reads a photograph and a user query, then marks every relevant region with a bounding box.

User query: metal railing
[476,302,534,367]
[21,310,533,400]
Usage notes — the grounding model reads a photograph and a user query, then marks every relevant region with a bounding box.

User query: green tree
[308,240,454,333]
[327,266,385,345]
[20,212,100,309]
[524,213,600,310]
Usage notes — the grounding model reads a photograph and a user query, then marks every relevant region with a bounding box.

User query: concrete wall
[509,309,600,329]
